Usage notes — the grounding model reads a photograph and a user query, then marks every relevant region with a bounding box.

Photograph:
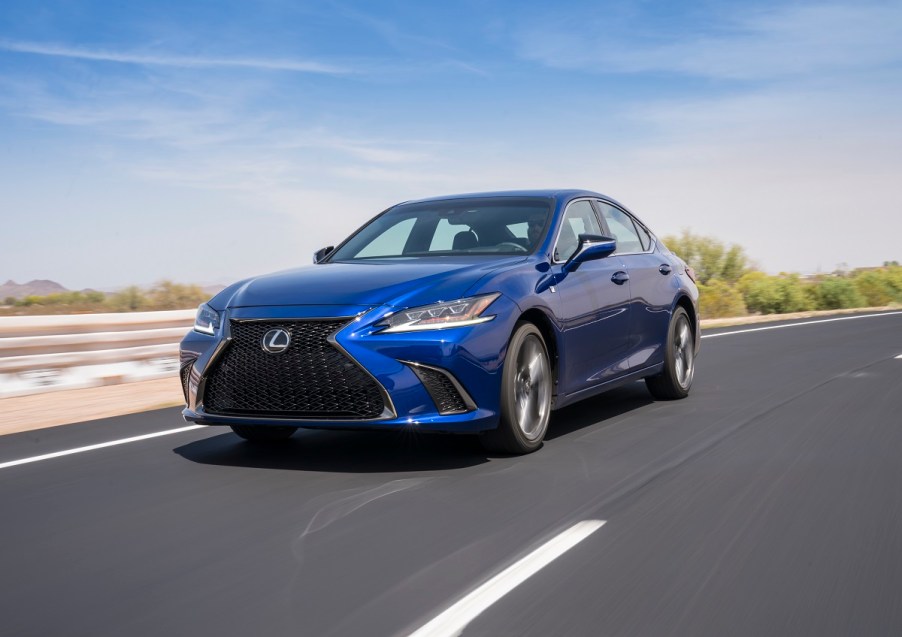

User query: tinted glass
[635,222,653,251]
[597,202,645,254]
[330,197,553,260]
[554,200,602,262]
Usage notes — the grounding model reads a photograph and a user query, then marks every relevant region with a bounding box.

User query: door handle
[611,271,629,285]
[659,264,672,275]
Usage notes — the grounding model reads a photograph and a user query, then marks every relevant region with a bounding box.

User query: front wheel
[645,306,695,400]
[230,425,297,442]
[481,322,552,454]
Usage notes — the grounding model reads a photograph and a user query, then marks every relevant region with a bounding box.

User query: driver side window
[554,200,602,262]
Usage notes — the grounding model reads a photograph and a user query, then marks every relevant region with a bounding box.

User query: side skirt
[552,363,664,410]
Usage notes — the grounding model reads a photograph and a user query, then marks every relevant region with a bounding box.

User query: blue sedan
[179,190,699,454]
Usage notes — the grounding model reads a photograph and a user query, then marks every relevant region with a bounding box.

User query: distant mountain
[0,279,225,303]
[0,279,68,300]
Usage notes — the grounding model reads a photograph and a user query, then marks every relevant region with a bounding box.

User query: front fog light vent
[405,362,475,415]
[180,362,195,404]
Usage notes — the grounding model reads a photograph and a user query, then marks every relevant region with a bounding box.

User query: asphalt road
[2,311,901,637]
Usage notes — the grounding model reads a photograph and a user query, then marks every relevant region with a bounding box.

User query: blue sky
[1,0,901,289]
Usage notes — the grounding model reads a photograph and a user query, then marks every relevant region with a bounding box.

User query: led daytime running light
[380,293,500,333]
[194,303,221,335]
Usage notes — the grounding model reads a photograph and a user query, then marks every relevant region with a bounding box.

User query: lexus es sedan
[179,190,700,454]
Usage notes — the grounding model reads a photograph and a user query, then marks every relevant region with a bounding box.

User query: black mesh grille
[412,365,470,414]
[203,319,386,419]
[180,362,194,405]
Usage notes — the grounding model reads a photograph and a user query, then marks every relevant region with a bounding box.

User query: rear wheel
[645,306,695,400]
[481,322,552,454]
[230,425,297,442]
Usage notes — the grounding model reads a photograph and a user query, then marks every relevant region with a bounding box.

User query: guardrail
[3,306,893,400]
[0,310,194,398]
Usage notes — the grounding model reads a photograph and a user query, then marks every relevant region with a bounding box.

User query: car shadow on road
[173,381,655,473]
[173,427,492,473]
[545,381,655,442]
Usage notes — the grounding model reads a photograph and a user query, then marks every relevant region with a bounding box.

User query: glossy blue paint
[179,190,699,434]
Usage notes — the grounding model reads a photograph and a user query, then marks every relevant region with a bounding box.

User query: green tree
[661,229,750,284]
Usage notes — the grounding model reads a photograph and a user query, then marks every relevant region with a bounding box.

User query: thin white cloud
[514,3,902,80]
[0,39,351,74]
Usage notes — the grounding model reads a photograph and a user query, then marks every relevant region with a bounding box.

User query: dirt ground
[0,377,183,436]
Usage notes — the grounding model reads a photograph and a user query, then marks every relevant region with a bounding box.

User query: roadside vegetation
[0,280,211,316]
[663,230,902,318]
[2,237,900,318]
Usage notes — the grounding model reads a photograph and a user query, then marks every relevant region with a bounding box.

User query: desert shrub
[147,280,208,310]
[738,272,814,314]
[106,286,148,312]
[697,279,747,318]
[852,269,902,306]
[813,277,866,310]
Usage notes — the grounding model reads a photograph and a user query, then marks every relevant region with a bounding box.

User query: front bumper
[179,300,519,433]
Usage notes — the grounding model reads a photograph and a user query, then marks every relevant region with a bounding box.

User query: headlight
[378,293,501,333]
[194,303,221,335]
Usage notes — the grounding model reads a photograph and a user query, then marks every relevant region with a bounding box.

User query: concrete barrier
[0,310,194,398]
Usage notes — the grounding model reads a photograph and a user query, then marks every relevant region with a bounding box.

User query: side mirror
[562,235,616,273]
[313,246,335,264]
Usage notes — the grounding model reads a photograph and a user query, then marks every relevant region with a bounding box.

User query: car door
[552,199,632,395]
[595,200,673,370]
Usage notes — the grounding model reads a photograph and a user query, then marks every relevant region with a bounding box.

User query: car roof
[400,189,612,206]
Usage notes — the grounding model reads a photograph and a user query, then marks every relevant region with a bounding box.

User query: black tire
[480,322,552,455]
[645,306,695,400]
[230,425,297,442]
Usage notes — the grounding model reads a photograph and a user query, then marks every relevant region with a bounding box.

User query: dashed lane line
[407,520,606,637]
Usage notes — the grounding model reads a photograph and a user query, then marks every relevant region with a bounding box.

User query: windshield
[329,197,553,261]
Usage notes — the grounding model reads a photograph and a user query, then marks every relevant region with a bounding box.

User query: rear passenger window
[597,203,644,254]
[635,223,652,251]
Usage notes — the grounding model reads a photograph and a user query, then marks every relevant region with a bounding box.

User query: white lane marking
[407,520,606,637]
[0,425,206,470]
[896,354,902,359]
[702,311,902,339]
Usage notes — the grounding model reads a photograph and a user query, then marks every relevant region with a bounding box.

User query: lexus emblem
[261,328,291,354]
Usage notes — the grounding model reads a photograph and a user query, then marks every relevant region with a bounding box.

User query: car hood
[216,257,526,309]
